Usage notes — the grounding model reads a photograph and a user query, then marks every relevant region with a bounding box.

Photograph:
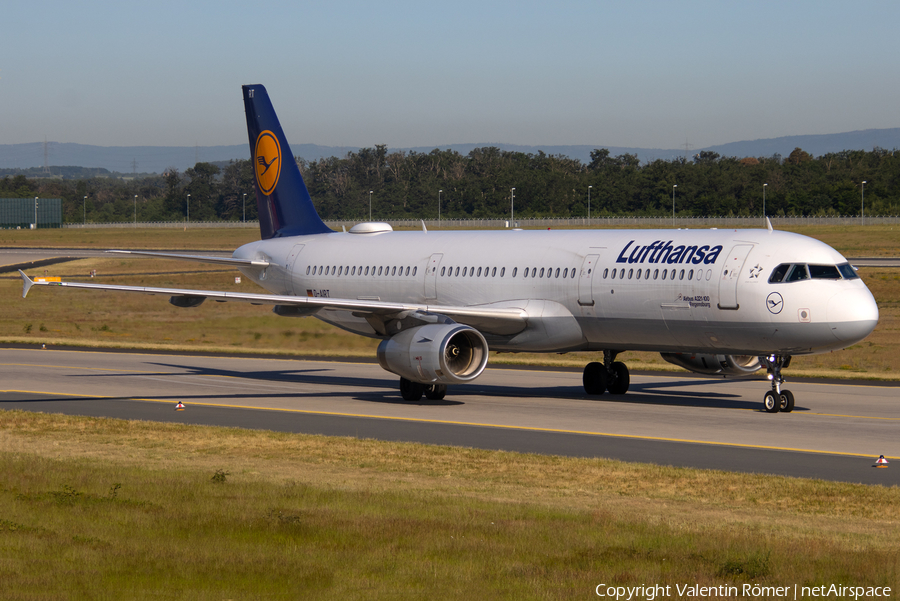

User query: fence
[62,215,900,230]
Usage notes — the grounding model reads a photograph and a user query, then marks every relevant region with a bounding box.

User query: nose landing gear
[761,354,794,413]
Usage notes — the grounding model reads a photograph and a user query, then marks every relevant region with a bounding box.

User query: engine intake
[377,323,489,384]
[660,353,762,376]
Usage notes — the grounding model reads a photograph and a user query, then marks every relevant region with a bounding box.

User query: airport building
[0,198,62,229]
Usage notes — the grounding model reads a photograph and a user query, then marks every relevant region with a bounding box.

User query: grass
[2,256,898,380]
[1,411,898,598]
[1,223,898,254]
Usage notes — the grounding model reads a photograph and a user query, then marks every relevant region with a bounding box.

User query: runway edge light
[175,402,185,411]
[875,455,889,468]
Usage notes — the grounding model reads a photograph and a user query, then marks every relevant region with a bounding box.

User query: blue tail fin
[242,84,332,239]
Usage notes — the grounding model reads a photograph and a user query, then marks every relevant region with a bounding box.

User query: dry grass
[1,410,898,597]
[1,223,898,255]
[1,225,898,378]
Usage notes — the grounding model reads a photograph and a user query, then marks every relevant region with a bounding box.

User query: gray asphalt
[1,348,897,486]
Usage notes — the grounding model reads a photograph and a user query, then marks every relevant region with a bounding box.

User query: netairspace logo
[594,583,892,600]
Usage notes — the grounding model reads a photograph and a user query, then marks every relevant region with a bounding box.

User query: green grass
[1,411,898,599]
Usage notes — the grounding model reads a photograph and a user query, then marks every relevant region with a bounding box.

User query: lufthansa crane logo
[766,292,784,314]
[254,130,281,195]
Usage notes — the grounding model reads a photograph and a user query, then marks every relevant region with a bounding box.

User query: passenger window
[501,267,506,277]
[628,269,633,280]
[492,267,497,277]
[602,268,608,278]
[809,264,840,279]
[477,267,482,277]
[412,267,417,276]
[554,268,560,278]
[441,267,445,276]
[611,269,617,280]
[786,264,809,282]
[653,269,658,280]
[539,268,545,278]
[769,263,790,283]
[454,267,460,277]
[571,269,576,278]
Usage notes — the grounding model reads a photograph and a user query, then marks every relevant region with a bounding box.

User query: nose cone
[827,286,879,344]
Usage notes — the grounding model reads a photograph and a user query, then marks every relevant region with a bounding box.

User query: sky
[2,1,899,151]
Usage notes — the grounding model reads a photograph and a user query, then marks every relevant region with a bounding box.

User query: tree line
[2,146,897,223]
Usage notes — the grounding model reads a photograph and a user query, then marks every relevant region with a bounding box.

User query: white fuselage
[233,226,879,357]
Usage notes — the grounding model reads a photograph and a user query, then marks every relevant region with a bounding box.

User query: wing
[18,270,526,336]
[105,250,270,268]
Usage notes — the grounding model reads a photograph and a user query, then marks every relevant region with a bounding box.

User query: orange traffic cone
[875,455,889,468]
[175,402,185,411]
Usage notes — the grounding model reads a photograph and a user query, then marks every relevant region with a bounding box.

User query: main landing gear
[399,378,447,402]
[583,350,630,395]
[761,354,794,413]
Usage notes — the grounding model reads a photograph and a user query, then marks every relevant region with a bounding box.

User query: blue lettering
[616,241,634,263]
[703,245,723,264]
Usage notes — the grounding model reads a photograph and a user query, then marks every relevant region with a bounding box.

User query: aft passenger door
[717,244,752,310]
[287,244,306,295]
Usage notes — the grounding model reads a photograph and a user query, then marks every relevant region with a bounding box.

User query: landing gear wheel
[763,391,780,413]
[583,362,608,395]
[779,389,794,413]
[399,377,424,401]
[424,384,447,401]
[607,362,630,395]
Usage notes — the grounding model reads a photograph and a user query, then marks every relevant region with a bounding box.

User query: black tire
[424,384,447,401]
[763,391,780,413]
[583,362,607,395]
[399,377,424,401]
[607,362,630,395]
[779,390,794,413]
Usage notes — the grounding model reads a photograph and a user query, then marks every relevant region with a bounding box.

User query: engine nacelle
[377,324,489,385]
[660,353,763,376]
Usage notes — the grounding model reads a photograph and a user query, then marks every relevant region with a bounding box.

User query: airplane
[19,84,880,413]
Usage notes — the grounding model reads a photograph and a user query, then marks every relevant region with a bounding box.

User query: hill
[2,128,899,175]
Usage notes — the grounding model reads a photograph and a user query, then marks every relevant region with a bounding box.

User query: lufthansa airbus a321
[19,84,880,413]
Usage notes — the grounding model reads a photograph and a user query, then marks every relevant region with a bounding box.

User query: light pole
[187,194,190,224]
[510,188,515,224]
[134,195,138,226]
[763,183,767,224]
[861,181,867,226]
[243,193,247,223]
[588,185,592,222]
[438,189,442,224]
[83,196,87,225]
[672,185,677,227]
[34,197,38,229]
[369,190,373,221]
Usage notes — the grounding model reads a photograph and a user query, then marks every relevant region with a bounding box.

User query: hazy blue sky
[3,1,898,150]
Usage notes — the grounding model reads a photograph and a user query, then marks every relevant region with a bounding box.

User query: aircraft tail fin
[242,84,332,239]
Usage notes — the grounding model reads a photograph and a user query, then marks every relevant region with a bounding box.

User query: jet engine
[660,353,763,376]
[377,323,489,384]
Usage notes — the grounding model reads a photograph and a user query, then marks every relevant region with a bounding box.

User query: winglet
[19,270,34,299]
[766,217,773,232]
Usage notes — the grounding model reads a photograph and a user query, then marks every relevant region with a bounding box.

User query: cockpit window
[837,263,859,280]
[786,264,809,282]
[768,264,790,283]
[808,264,841,279]
[771,262,856,283]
